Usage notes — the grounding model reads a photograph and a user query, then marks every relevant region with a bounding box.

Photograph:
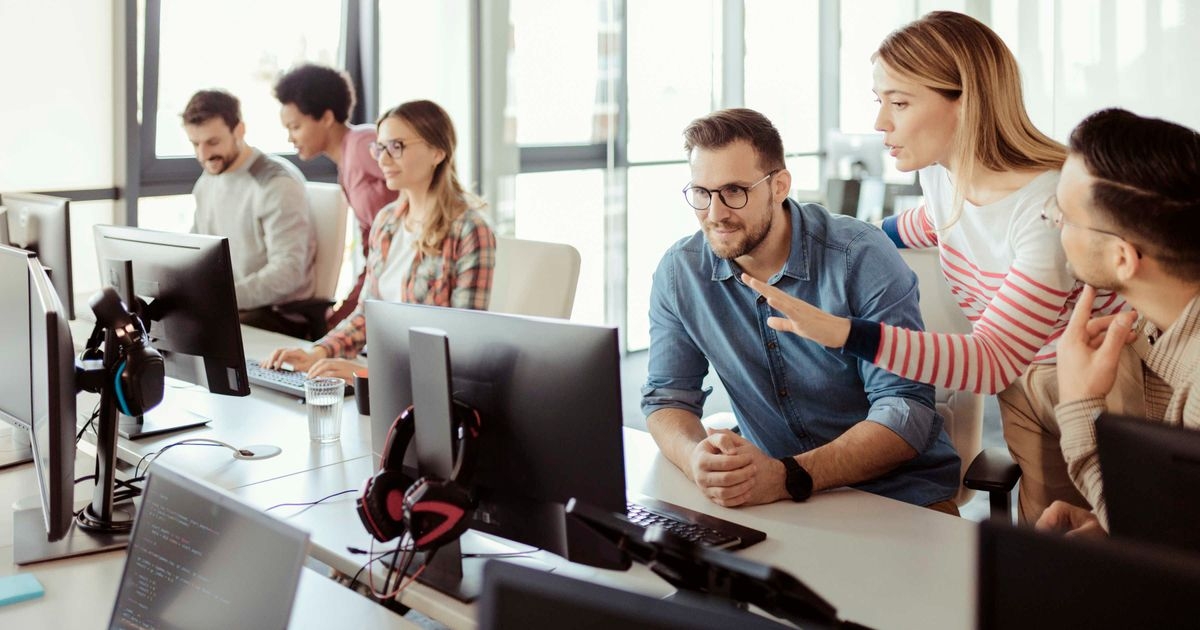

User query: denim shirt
[642,199,960,507]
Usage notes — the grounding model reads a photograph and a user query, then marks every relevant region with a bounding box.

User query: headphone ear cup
[356,468,417,543]
[112,343,165,417]
[403,477,472,551]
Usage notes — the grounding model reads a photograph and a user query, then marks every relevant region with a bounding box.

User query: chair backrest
[898,247,982,506]
[304,182,349,300]
[488,236,581,319]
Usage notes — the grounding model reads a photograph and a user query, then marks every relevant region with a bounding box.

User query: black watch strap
[779,456,813,502]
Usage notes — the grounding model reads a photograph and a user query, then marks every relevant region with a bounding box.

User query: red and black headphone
[356,400,481,551]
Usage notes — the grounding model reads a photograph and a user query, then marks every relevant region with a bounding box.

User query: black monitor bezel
[92,225,249,397]
[1,192,73,319]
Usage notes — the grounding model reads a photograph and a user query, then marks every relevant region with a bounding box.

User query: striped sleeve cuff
[842,317,882,361]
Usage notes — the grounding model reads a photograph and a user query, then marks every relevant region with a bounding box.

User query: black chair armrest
[963,448,1022,493]
[272,298,336,341]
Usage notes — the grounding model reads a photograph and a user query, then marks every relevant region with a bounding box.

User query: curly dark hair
[272,63,356,123]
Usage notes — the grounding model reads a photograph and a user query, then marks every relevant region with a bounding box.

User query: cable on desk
[264,488,358,513]
[132,438,250,479]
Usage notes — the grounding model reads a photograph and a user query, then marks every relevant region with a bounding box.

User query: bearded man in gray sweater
[182,89,316,337]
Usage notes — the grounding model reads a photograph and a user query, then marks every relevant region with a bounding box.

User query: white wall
[0,0,117,298]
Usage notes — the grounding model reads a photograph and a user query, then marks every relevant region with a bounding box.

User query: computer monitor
[0,192,73,319]
[93,225,250,436]
[478,560,796,630]
[366,301,629,600]
[1,245,79,557]
[1097,413,1200,554]
[976,520,1200,630]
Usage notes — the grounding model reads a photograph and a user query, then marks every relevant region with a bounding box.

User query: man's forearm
[794,421,916,493]
[646,408,706,481]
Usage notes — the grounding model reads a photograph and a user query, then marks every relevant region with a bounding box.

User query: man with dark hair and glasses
[1035,108,1200,538]
[274,63,398,328]
[642,108,960,512]
[182,89,316,337]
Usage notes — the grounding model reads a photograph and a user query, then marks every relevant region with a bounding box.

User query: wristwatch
[779,457,813,502]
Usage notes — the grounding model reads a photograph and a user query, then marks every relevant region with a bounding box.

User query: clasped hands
[688,428,789,507]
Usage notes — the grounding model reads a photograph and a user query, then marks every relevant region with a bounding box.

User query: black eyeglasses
[682,170,778,211]
[368,138,426,160]
[1041,196,1145,258]
[1040,196,1125,239]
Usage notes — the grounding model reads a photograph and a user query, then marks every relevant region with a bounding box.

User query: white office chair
[274,182,349,340]
[488,236,581,319]
[898,248,984,507]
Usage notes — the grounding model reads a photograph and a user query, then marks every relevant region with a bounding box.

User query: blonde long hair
[873,11,1065,225]
[377,100,485,256]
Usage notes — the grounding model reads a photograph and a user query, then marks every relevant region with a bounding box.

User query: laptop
[976,520,1200,630]
[108,464,310,630]
[1096,413,1200,554]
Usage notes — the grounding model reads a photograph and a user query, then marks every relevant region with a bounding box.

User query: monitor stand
[117,407,210,439]
[13,498,134,565]
[0,428,33,469]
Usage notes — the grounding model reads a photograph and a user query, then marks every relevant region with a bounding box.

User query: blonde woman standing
[746,11,1140,523]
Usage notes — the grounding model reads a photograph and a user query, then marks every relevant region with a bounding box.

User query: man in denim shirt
[642,109,960,513]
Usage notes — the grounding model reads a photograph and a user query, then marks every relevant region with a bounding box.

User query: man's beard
[703,201,773,260]
[1066,257,1122,293]
[207,146,242,174]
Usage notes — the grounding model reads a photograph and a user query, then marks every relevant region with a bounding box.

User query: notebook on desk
[108,463,309,630]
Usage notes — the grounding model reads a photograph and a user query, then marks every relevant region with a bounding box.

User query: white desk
[67,323,372,492]
[229,427,978,630]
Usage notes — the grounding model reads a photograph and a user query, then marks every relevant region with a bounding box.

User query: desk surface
[20,322,978,630]
[230,427,978,630]
[68,322,372,492]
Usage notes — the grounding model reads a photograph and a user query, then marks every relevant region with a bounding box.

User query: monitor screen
[1097,413,1200,554]
[365,301,628,571]
[28,249,77,541]
[0,245,34,431]
[1,192,73,319]
[478,560,796,630]
[977,520,1200,630]
[111,463,309,629]
[93,225,249,397]
[0,244,76,541]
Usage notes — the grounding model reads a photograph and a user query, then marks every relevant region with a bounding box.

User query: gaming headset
[84,287,165,417]
[356,400,481,551]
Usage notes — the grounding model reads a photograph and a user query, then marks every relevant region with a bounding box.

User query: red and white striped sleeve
[891,204,939,249]
[874,261,1074,394]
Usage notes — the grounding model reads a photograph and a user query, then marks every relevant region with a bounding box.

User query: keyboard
[245,359,355,399]
[626,494,766,550]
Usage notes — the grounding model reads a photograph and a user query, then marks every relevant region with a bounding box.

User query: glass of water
[304,376,345,443]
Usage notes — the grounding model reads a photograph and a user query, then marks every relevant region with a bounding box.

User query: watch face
[785,463,813,501]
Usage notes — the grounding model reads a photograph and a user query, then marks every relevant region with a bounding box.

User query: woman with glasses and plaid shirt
[745,11,1139,524]
[266,100,495,383]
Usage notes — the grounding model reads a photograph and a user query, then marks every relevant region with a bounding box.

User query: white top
[372,223,417,301]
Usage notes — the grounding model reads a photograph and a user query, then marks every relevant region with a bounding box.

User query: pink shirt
[339,125,398,249]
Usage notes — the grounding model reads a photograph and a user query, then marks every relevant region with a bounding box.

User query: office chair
[896,248,1020,516]
[273,182,349,340]
[488,236,581,319]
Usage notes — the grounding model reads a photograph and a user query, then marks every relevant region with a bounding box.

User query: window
[151,0,343,158]
[378,0,474,187]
